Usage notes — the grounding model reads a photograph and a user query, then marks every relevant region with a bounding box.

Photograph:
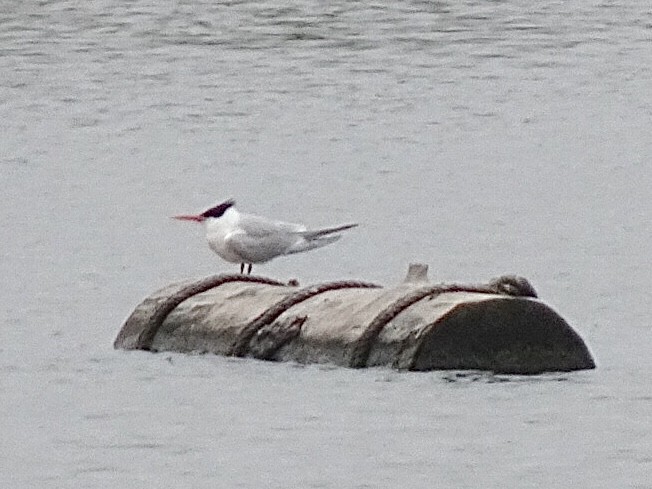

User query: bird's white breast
[204,208,244,263]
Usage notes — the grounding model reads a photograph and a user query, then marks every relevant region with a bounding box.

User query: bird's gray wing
[238,213,306,237]
[224,231,298,263]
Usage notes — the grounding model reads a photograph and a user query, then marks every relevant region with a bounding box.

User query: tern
[172,199,357,274]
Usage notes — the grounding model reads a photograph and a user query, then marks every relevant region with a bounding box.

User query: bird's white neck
[204,206,240,235]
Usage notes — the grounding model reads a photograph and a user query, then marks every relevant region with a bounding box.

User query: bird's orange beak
[171,214,205,222]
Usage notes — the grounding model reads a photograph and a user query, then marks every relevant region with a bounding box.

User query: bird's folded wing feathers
[225,231,297,263]
[239,214,306,237]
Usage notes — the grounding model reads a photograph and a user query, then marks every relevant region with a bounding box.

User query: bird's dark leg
[247,264,252,275]
[240,263,245,274]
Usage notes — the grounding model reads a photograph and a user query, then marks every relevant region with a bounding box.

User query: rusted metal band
[229,280,382,357]
[135,274,286,351]
[348,277,538,368]
[488,275,538,298]
[402,279,539,370]
[348,285,443,368]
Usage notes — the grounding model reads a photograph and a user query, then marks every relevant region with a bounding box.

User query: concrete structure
[114,265,595,374]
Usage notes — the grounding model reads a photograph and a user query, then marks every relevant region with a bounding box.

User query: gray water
[1,0,651,487]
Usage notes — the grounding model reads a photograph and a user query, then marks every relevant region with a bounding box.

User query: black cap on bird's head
[201,199,236,219]
[172,199,235,223]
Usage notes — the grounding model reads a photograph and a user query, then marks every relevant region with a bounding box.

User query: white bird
[172,199,358,274]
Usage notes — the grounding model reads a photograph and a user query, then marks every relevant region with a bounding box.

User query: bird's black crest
[201,199,235,218]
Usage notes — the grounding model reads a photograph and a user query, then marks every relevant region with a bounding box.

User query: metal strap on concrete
[348,285,444,368]
[348,278,539,368]
[229,280,382,357]
[135,274,286,351]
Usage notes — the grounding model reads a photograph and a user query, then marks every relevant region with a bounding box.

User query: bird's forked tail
[298,223,358,240]
[286,223,357,255]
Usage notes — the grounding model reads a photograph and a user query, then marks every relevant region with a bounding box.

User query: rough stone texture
[151,283,292,355]
[114,275,287,351]
[114,273,596,374]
